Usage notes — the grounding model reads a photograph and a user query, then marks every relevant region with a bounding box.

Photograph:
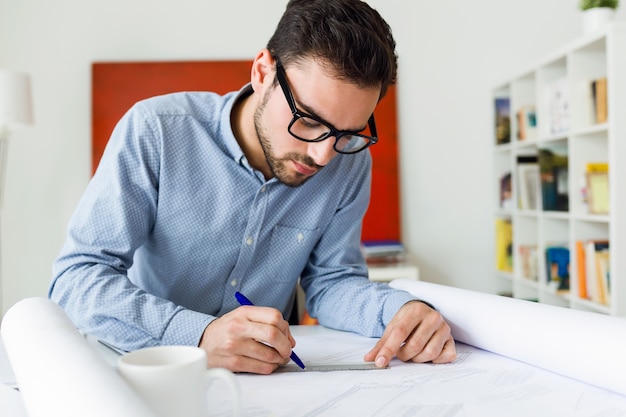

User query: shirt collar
[222,83,253,162]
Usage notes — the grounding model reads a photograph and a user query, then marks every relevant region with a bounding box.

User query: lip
[292,160,317,176]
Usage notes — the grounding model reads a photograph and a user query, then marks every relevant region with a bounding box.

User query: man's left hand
[364,300,456,367]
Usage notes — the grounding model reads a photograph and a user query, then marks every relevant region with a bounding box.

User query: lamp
[0,70,33,314]
[0,70,34,206]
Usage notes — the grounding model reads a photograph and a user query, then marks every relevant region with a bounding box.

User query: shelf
[572,297,611,315]
[492,22,626,317]
[514,276,539,290]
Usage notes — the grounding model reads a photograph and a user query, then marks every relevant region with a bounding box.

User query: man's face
[253,59,380,187]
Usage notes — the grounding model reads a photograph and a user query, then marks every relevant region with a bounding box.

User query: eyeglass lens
[289,115,374,153]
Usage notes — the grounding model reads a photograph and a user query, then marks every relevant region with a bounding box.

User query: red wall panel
[92,61,399,242]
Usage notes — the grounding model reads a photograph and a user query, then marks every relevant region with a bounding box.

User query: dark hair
[267,0,397,99]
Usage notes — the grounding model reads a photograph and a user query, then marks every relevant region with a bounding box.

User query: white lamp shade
[0,70,34,127]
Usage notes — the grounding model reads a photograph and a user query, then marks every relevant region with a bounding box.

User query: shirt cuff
[161,308,216,346]
[381,290,437,327]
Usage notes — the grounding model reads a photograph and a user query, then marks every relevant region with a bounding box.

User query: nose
[308,137,337,167]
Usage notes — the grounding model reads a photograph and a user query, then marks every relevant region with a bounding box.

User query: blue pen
[234,291,306,370]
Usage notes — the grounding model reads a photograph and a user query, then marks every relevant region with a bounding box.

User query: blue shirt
[49,85,417,351]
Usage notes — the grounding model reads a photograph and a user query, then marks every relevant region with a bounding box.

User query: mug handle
[204,368,241,417]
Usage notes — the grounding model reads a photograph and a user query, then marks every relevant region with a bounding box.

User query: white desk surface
[3,325,626,417]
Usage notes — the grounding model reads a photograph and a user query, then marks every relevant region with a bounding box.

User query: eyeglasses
[275,60,378,155]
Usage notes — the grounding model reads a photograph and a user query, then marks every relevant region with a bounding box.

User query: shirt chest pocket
[269,225,321,282]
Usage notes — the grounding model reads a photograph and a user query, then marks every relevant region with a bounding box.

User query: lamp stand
[0,125,7,316]
[0,125,9,208]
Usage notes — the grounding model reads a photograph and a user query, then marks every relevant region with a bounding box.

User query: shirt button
[297,232,304,242]
[246,236,254,245]
[260,186,266,193]
[230,279,237,287]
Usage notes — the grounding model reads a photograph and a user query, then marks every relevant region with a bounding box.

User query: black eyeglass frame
[275,60,378,155]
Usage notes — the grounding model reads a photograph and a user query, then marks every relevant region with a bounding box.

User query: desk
[3,290,626,417]
[3,323,626,416]
[225,326,626,416]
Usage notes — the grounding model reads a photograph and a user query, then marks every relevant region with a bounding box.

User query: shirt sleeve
[49,103,214,351]
[299,152,419,338]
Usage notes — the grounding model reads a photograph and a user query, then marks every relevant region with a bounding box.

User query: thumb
[364,340,389,367]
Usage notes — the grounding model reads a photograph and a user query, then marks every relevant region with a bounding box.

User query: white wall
[1,0,622,314]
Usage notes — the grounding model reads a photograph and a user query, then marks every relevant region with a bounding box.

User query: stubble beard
[253,93,318,188]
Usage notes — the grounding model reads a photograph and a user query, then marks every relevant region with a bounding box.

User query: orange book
[576,241,588,300]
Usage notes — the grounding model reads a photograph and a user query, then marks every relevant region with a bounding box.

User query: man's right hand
[198,306,296,374]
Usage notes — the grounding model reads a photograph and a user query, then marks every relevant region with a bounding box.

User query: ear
[250,49,276,93]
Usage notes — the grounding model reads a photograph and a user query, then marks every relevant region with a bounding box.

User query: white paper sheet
[389,279,626,396]
[3,291,626,417]
[0,383,27,417]
[210,326,626,417]
[0,297,157,417]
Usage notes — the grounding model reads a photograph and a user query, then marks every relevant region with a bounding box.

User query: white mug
[118,345,240,417]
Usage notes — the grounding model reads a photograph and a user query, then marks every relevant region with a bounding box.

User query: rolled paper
[1,297,157,417]
[390,279,626,396]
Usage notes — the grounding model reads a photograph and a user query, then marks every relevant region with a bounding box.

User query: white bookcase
[492,22,626,316]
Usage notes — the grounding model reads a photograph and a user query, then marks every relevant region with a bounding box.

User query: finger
[217,351,282,375]
[210,337,288,374]
[240,338,291,366]
[237,305,292,342]
[364,326,410,368]
[236,306,293,357]
[405,326,452,363]
[364,328,391,362]
[365,300,434,365]
[431,337,457,364]
[396,321,439,362]
[393,306,451,363]
[364,338,382,362]
[199,310,293,374]
[286,329,296,348]
[237,305,291,333]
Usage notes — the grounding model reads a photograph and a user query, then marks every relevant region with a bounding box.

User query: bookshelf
[492,22,626,316]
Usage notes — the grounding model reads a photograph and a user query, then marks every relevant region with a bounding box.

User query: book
[545,246,570,292]
[591,77,608,124]
[494,97,511,145]
[586,162,608,173]
[595,250,610,305]
[516,155,540,210]
[519,244,538,281]
[546,77,569,135]
[587,172,609,214]
[584,240,610,305]
[575,240,588,300]
[516,106,537,141]
[495,219,513,272]
[538,148,569,211]
[585,163,609,214]
[585,241,598,302]
[500,172,512,209]
[361,240,405,263]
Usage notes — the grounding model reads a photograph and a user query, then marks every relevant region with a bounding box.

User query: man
[50,0,456,374]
